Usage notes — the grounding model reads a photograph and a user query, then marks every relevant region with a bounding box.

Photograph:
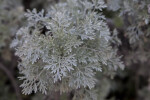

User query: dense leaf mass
[0,0,23,49]
[11,0,124,99]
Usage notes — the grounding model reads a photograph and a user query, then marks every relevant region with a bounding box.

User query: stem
[54,91,60,100]
[0,63,22,100]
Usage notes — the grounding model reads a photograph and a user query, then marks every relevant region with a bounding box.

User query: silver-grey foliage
[0,0,23,49]
[107,0,150,64]
[11,0,124,99]
[107,1,150,100]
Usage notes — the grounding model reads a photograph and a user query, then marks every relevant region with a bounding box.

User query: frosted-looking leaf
[107,0,121,11]
[11,0,124,98]
[44,55,77,82]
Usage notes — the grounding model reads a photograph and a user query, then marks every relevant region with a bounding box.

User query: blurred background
[0,0,150,100]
